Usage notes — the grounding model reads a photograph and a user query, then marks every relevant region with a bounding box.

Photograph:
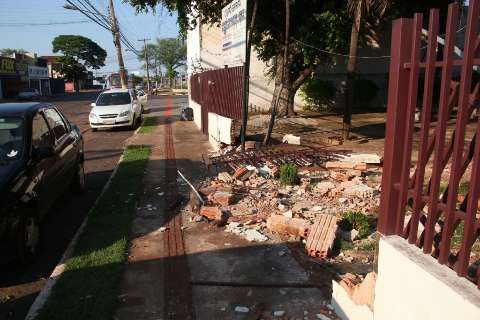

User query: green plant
[279,164,299,185]
[339,211,370,239]
[353,78,379,108]
[300,78,336,112]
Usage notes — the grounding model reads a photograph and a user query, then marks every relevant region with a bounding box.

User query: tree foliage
[52,35,107,69]
[52,35,106,91]
[0,48,27,57]
[138,38,186,81]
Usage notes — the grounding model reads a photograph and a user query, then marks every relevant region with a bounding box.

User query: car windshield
[96,92,131,106]
[0,117,24,162]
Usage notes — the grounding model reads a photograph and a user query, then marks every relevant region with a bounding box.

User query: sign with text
[221,0,246,67]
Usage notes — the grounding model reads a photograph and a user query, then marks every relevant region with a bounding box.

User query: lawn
[36,145,150,320]
[138,116,158,134]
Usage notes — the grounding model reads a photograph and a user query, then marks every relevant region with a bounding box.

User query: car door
[131,90,140,116]
[43,108,77,195]
[29,112,57,218]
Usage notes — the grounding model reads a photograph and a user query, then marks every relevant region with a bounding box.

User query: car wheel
[16,211,40,264]
[73,160,86,193]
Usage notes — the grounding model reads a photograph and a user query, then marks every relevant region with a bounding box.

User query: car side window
[32,113,53,149]
[44,108,68,141]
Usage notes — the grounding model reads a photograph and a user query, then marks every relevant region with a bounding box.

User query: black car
[0,102,85,263]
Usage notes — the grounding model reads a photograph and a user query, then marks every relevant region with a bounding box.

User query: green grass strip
[138,116,158,134]
[37,145,150,320]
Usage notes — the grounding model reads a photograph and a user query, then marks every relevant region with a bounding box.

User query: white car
[89,89,144,131]
[18,88,41,100]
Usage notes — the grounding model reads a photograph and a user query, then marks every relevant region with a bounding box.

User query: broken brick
[212,191,233,207]
[233,167,252,181]
[325,161,367,171]
[266,215,310,238]
[200,206,227,222]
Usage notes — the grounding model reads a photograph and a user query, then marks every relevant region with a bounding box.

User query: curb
[25,141,130,319]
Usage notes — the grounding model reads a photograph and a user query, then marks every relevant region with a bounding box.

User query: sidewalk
[115,96,333,320]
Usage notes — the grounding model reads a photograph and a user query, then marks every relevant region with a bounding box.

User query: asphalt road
[0,91,135,320]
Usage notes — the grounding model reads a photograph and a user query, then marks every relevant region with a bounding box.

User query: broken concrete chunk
[273,310,286,317]
[266,215,310,238]
[244,229,268,242]
[234,306,250,313]
[212,191,233,207]
[337,228,359,242]
[282,133,301,145]
[343,183,375,198]
[325,161,367,171]
[338,153,382,164]
[315,181,336,194]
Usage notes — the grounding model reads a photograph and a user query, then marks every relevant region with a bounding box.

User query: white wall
[189,99,202,130]
[207,112,233,148]
[375,236,480,320]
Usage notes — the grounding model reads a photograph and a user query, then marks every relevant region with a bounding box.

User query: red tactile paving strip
[305,214,338,259]
[162,96,195,319]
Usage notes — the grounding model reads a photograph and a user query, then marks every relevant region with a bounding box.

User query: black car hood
[0,160,23,195]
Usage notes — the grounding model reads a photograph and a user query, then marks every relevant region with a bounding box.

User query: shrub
[339,211,370,239]
[299,78,336,112]
[279,164,299,185]
[353,78,379,108]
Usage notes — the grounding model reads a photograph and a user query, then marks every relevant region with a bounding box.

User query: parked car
[0,102,85,263]
[89,88,144,131]
[18,88,41,100]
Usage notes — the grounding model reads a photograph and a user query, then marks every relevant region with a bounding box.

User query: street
[0,92,175,320]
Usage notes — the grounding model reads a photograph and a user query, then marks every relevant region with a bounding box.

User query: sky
[0,0,179,75]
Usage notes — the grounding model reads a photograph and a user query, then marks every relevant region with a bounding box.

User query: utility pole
[138,38,151,92]
[108,0,127,89]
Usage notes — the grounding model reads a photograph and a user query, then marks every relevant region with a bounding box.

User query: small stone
[326,304,334,310]
[235,306,250,313]
[279,289,287,295]
[273,310,286,317]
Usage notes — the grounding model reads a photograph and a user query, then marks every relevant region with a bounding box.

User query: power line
[0,20,90,27]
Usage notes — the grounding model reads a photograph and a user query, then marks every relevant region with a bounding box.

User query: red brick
[305,214,338,258]
[200,206,225,221]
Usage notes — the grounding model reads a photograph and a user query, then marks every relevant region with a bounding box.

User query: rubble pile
[189,147,382,260]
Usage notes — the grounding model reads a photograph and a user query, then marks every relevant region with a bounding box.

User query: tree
[52,35,107,91]
[127,0,351,115]
[156,38,186,87]
[0,48,26,57]
[343,0,389,140]
[138,43,159,79]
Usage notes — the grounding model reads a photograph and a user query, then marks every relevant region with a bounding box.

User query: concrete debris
[234,306,250,313]
[282,133,301,145]
[225,222,268,242]
[337,153,382,164]
[305,214,338,258]
[266,215,310,238]
[343,184,375,198]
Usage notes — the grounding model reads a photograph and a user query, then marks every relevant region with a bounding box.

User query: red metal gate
[379,1,480,287]
[190,66,244,135]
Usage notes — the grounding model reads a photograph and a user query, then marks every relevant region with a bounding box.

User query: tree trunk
[343,2,362,140]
